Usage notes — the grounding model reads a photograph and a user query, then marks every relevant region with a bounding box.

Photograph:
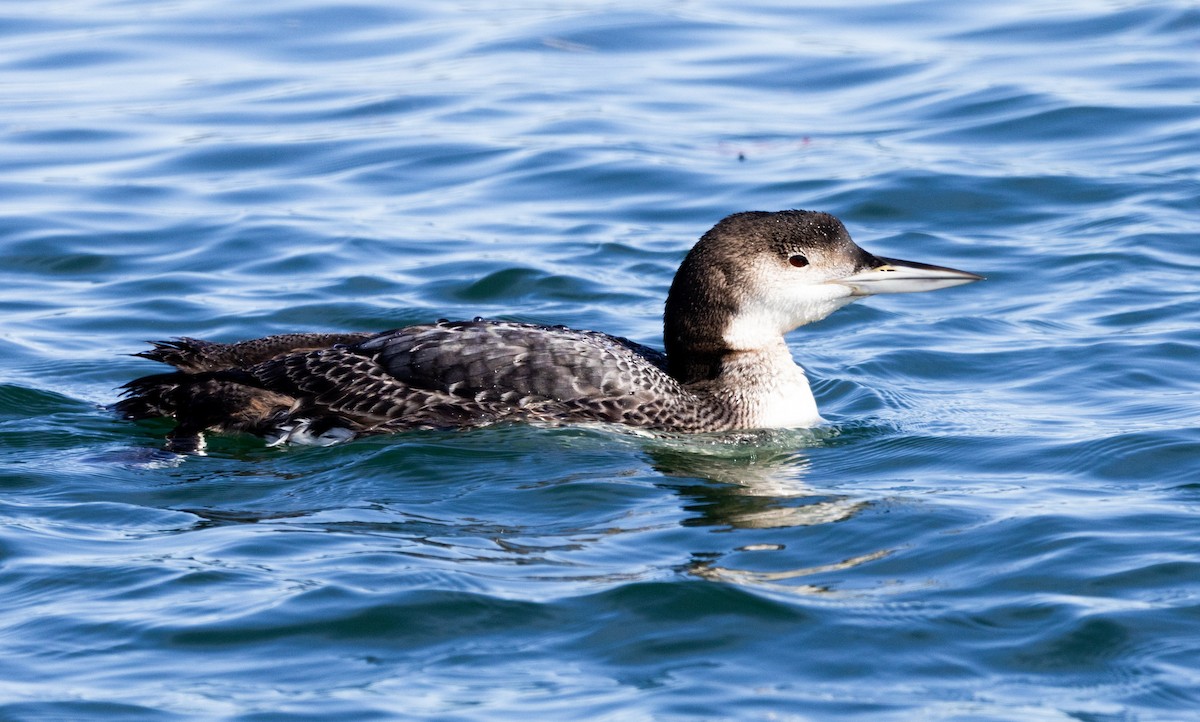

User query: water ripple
[2,0,1200,719]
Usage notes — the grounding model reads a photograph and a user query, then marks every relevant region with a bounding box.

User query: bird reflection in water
[646,432,891,596]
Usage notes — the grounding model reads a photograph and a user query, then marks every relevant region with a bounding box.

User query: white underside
[706,341,825,430]
[266,420,358,447]
[748,370,822,429]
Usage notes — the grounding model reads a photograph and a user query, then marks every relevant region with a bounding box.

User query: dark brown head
[662,210,981,383]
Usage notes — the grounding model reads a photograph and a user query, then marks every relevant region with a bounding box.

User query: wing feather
[358,321,678,409]
[122,319,720,441]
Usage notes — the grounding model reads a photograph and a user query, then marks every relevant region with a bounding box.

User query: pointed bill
[835,256,983,296]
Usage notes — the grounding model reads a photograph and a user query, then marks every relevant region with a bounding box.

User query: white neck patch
[718,256,859,352]
[709,343,824,429]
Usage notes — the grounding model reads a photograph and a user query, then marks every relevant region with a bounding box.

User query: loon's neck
[676,339,822,430]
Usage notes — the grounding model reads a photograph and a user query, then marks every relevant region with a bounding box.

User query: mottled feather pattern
[248,346,492,431]
[365,321,722,430]
[119,320,730,446]
[134,333,377,373]
[362,321,671,399]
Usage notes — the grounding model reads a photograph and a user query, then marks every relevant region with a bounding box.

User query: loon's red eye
[788,254,809,268]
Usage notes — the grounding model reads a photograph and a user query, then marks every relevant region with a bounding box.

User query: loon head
[663,210,982,382]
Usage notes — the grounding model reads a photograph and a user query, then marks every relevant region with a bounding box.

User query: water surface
[2,0,1199,719]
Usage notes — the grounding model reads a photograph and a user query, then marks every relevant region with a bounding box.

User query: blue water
[2,0,1199,719]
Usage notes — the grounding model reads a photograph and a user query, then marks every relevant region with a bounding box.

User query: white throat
[708,341,823,429]
[720,262,858,353]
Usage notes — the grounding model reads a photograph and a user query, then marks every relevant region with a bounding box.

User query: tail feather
[114,371,192,420]
[118,334,379,450]
[117,369,277,422]
[131,338,221,372]
[132,333,378,373]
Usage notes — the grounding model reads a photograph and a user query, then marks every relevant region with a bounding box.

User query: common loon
[117,210,981,450]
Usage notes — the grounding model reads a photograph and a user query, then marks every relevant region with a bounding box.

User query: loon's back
[117,320,709,450]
